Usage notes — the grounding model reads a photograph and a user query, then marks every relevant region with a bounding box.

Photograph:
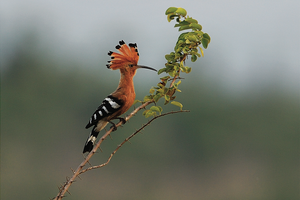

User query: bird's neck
[116,72,136,96]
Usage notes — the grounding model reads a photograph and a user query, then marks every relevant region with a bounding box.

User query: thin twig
[53,100,153,200]
[79,110,190,174]
[54,100,189,199]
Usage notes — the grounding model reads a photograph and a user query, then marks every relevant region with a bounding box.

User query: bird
[83,40,157,153]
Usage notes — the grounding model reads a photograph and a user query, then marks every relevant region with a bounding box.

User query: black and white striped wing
[85,95,123,129]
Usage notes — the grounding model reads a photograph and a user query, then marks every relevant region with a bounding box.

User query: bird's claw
[109,121,118,131]
[116,117,127,124]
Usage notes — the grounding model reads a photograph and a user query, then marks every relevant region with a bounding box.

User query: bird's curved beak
[137,65,157,72]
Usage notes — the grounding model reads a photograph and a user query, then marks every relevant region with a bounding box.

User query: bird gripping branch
[83,40,157,153]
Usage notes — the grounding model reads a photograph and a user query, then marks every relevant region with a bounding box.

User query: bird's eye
[129,64,134,68]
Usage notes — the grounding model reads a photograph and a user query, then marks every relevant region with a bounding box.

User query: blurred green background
[1,0,299,200]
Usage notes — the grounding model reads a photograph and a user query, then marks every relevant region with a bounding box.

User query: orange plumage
[83,40,156,153]
[107,40,139,70]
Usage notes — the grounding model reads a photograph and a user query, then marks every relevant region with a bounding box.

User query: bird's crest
[106,40,139,70]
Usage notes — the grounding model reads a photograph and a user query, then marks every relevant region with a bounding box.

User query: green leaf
[149,88,155,94]
[142,110,149,116]
[174,52,182,60]
[175,40,184,47]
[171,101,183,110]
[185,66,192,73]
[167,14,177,22]
[203,33,211,40]
[176,7,187,16]
[174,21,190,27]
[177,32,189,42]
[186,35,198,42]
[153,93,163,102]
[164,94,170,101]
[147,111,156,118]
[143,95,153,102]
[191,54,197,62]
[178,25,192,31]
[180,66,186,72]
[190,48,198,54]
[160,76,170,82]
[181,65,186,71]
[165,66,173,73]
[189,23,202,31]
[163,87,169,94]
[165,7,178,15]
[195,52,201,57]
[202,33,211,49]
[150,106,163,114]
[157,83,164,88]
[168,70,176,77]
[158,68,166,75]
[143,110,156,118]
[133,100,141,105]
[185,17,198,24]
[165,53,176,61]
[202,38,209,49]
[185,39,191,44]
[175,46,183,53]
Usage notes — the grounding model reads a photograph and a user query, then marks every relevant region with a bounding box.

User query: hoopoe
[83,40,157,153]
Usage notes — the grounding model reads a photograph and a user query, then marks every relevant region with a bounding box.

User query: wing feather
[85,95,123,129]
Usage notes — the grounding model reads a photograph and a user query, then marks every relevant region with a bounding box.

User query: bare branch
[80,110,190,174]
[53,100,154,200]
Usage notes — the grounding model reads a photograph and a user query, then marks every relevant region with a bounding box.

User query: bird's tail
[83,127,99,153]
[83,121,109,153]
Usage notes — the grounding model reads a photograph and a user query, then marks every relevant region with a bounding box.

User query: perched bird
[83,40,157,153]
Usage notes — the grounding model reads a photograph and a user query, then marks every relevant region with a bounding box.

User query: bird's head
[106,40,157,76]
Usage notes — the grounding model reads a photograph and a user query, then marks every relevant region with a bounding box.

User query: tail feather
[83,120,109,153]
[83,127,99,153]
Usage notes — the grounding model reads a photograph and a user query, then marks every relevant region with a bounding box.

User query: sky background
[1,0,299,92]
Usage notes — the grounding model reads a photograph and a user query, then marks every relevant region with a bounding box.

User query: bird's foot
[116,117,127,125]
[109,121,118,131]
